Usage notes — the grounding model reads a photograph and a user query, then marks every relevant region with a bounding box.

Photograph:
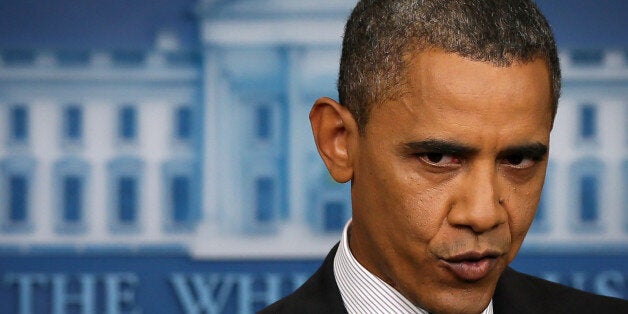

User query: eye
[419,153,461,167]
[503,155,536,169]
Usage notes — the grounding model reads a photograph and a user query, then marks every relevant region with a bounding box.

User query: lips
[440,251,501,282]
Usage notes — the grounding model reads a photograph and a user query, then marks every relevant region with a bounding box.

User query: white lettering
[2,273,140,314]
[3,273,48,314]
[51,274,96,314]
[170,273,237,314]
[594,271,626,299]
[237,274,281,314]
[104,273,140,314]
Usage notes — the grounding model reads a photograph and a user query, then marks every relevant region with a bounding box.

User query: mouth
[440,251,502,282]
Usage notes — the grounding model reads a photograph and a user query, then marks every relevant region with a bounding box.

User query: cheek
[356,142,456,248]
[363,168,443,234]
[392,174,455,243]
[506,183,543,240]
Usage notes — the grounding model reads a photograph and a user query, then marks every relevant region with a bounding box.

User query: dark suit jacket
[260,244,628,313]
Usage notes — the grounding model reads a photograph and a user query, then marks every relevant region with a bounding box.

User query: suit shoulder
[259,276,339,314]
[496,267,628,313]
[258,244,346,314]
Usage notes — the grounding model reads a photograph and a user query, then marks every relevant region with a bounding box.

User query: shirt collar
[333,219,493,314]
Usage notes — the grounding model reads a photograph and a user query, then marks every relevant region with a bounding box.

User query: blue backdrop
[0,1,626,313]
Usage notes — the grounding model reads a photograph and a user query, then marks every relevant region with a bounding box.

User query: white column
[286,46,306,228]
[201,47,221,230]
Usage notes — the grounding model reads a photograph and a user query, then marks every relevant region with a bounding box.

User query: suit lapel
[493,267,539,314]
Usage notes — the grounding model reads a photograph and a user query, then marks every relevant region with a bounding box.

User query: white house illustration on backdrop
[0,0,626,258]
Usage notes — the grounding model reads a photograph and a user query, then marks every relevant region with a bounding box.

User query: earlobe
[309,97,357,183]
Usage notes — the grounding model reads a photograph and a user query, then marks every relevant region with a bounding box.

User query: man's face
[349,50,553,313]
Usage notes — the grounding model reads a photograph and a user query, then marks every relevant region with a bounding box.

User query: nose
[447,164,507,233]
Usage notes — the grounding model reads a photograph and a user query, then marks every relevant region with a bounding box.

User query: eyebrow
[400,139,479,156]
[497,142,549,160]
[400,139,548,159]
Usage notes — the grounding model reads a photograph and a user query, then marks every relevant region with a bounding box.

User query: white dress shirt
[333,219,493,314]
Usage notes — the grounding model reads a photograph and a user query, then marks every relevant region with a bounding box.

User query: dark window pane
[118,177,137,223]
[571,50,604,66]
[176,107,192,140]
[56,51,90,66]
[256,107,271,139]
[63,176,82,222]
[65,106,82,140]
[111,51,145,66]
[9,176,28,222]
[580,175,598,223]
[2,50,35,65]
[11,106,28,141]
[119,107,137,140]
[324,201,345,232]
[255,177,274,222]
[165,51,200,66]
[580,105,597,140]
[172,176,190,222]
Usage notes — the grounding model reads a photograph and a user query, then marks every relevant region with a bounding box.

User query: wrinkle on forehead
[406,51,551,123]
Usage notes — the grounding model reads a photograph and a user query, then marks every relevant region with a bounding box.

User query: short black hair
[338,0,561,132]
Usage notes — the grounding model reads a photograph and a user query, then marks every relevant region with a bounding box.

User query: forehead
[366,50,553,142]
[406,50,550,102]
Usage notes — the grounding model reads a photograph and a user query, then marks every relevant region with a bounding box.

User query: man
[262,0,628,313]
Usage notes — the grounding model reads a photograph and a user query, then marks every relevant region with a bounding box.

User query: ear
[309,97,358,183]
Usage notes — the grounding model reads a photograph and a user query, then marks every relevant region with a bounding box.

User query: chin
[417,263,504,314]
[422,293,493,314]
